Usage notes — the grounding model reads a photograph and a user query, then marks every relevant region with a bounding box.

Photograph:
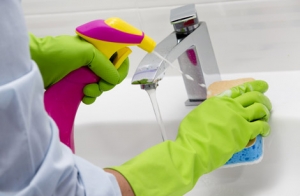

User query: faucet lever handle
[170,4,199,33]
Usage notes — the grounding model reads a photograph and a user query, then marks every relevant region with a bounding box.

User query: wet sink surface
[75,70,300,195]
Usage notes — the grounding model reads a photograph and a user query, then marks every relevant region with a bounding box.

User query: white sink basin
[74,70,300,195]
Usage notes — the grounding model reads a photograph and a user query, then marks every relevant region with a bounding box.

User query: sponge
[207,78,264,167]
[224,135,263,167]
[207,78,255,98]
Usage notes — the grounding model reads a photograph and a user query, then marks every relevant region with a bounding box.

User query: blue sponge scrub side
[225,135,263,166]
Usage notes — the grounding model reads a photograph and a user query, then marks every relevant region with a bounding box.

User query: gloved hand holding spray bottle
[42,18,156,152]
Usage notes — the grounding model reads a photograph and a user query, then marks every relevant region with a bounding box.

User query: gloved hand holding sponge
[110,80,272,195]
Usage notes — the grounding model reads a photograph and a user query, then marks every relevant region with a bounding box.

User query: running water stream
[146,89,168,141]
[145,51,205,141]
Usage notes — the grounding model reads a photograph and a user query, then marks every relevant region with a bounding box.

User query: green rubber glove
[29,33,129,104]
[110,80,272,196]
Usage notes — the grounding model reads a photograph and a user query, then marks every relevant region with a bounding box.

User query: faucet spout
[132,4,221,105]
[131,32,179,86]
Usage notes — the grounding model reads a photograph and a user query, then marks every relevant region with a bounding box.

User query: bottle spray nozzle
[76,17,156,69]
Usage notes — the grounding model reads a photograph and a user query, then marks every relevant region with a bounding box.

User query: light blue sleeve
[0,0,122,195]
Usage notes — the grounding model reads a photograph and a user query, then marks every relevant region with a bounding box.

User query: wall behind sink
[23,0,300,76]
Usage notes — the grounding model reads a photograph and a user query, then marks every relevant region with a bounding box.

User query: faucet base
[184,99,204,106]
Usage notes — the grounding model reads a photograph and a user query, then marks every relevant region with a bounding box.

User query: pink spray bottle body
[44,18,156,153]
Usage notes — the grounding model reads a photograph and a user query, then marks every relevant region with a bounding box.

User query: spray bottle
[44,18,156,153]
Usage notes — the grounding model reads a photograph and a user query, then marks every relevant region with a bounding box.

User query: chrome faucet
[132,4,221,106]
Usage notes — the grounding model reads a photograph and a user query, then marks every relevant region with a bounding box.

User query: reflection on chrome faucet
[132,4,221,106]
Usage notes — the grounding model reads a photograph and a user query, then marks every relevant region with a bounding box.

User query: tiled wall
[23,0,300,76]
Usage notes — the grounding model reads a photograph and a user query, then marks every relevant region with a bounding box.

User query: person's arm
[0,0,123,195]
[105,169,135,196]
[108,80,272,195]
[0,0,31,85]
